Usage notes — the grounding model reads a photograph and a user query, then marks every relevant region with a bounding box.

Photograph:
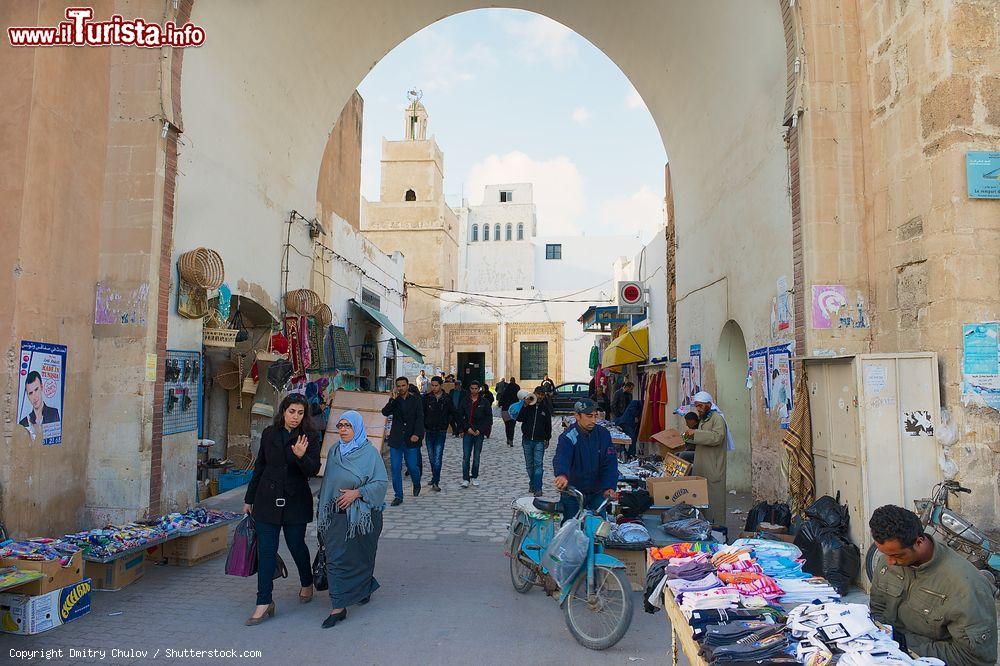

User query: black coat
[244,425,321,525]
[498,382,521,410]
[423,391,453,432]
[382,393,425,448]
[612,389,632,418]
[458,394,493,437]
[517,400,552,441]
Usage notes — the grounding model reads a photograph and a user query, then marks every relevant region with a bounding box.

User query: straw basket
[213,360,241,390]
[178,248,225,289]
[316,303,333,326]
[284,289,321,316]
[203,328,239,348]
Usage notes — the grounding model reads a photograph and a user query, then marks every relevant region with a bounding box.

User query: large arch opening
[717,320,752,494]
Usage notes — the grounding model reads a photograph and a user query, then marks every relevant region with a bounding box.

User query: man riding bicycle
[552,398,619,523]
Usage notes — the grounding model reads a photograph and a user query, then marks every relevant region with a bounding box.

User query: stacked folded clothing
[666,557,716,581]
[700,620,783,646]
[775,577,839,605]
[667,573,724,596]
[701,630,791,663]
[688,608,785,640]
[649,541,719,561]
[679,588,743,612]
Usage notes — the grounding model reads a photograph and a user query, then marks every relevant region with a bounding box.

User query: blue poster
[966,152,1000,199]
[962,323,1000,411]
[17,340,67,445]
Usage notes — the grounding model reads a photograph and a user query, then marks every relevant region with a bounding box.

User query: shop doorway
[457,352,485,387]
[716,320,751,494]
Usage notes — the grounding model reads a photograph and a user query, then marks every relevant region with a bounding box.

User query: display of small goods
[0,538,81,564]
[158,508,238,533]
[0,566,43,592]
[163,349,201,436]
[59,509,238,560]
[662,451,692,477]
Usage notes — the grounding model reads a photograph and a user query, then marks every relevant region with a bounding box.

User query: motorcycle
[505,486,634,650]
[865,480,1000,596]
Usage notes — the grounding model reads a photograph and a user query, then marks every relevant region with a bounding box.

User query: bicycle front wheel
[563,565,634,650]
[509,530,537,593]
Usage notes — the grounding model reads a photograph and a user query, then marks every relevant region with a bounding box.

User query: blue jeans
[425,431,446,485]
[255,521,312,605]
[521,439,545,492]
[390,446,421,501]
[560,491,607,525]
[462,434,484,480]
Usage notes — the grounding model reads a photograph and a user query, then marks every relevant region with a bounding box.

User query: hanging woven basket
[316,303,333,326]
[284,289,321,316]
[213,360,240,390]
[178,248,225,289]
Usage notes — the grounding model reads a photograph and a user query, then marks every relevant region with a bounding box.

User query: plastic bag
[541,519,590,589]
[805,494,850,532]
[225,515,258,577]
[744,501,792,531]
[660,502,700,524]
[618,489,653,518]
[793,521,860,595]
[662,516,712,541]
[312,544,328,591]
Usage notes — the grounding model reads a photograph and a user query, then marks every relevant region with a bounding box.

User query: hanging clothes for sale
[306,316,323,372]
[637,372,656,442]
[298,315,312,371]
[284,316,305,379]
[588,345,600,372]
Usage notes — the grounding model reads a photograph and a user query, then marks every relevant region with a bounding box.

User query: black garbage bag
[744,501,793,531]
[660,501,700,524]
[619,489,653,518]
[794,520,860,595]
[805,494,850,532]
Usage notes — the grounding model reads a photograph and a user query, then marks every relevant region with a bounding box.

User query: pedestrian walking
[513,386,552,496]
[541,374,555,394]
[495,377,508,404]
[415,369,430,395]
[422,376,452,491]
[381,377,425,506]
[317,410,387,629]
[449,379,464,437]
[498,376,520,447]
[457,380,493,487]
[243,393,321,625]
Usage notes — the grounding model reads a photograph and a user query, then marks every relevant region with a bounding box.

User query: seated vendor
[552,398,619,524]
[868,505,997,666]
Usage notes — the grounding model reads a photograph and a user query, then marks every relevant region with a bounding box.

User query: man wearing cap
[552,398,619,523]
[681,391,731,523]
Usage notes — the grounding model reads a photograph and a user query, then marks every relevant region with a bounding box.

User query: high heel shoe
[358,595,371,605]
[245,602,275,626]
[321,608,347,628]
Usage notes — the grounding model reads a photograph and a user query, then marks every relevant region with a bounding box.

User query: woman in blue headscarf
[316,410,388,628]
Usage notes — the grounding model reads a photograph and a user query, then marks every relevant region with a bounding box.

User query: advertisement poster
[775,276,792,333]
[811,285,848,329]
[17,340,67,445]
[679,363,692,410]
[690,344,702,398]
[966,151,1000,199]
[768,344,793,429]
[961,322,1000,411]
[163,350,201,436]
[749,347,770,411]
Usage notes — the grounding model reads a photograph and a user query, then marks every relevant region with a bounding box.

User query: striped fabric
[782,370,816,517]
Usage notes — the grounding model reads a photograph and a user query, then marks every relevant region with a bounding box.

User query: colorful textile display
[298,315,312,372]
[0,538,80,565]
[649,541,719,561]
[782,370,816,517]
[306,316,323,371]
[284,316,304,379]
[63,523,168,559]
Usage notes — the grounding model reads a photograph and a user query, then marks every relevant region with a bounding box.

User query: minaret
[404,91,428,140]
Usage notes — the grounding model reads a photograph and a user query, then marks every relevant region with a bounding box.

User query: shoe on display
[460,480,470,488]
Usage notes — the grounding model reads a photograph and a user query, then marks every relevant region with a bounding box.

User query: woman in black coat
[243,393,322,625]
[498,377,521,447]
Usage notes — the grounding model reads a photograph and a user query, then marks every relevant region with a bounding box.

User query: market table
[662,585,709,666]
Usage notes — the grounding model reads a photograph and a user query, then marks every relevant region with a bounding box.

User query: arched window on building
[404,189,416,201]
[471,225,478,242]
[483,224,490,241]
[505,224,512,241]
[494,224,501,241]
[517,223,524,240]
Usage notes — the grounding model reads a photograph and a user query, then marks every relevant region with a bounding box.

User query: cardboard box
[144,545,165,562]
[0,579,92,635]
[646,476,709,507]
[605,548,647,592]
[0,551,83,596]
[651,428,685,450]
[85,553,145,591]
[162,523,228,562]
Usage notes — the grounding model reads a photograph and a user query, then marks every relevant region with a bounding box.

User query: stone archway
[716,320,751,494]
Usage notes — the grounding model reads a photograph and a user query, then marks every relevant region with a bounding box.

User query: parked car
[550,381,591,414]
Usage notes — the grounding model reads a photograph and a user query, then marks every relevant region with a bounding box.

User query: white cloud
[495,12,579,68]
[625,83,645,110]
[571,107,591,124]
[598,186,664,240]
[466,151,584,236]
[410,30,497,92]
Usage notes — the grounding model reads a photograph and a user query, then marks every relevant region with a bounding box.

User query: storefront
[349,298,425,390]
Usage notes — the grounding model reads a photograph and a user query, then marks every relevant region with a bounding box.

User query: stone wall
[317,92,364,231]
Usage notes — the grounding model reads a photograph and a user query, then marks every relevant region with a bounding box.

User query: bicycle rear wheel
[563,565,634,650]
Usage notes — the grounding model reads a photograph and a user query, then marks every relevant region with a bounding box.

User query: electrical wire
[406,278,613,303]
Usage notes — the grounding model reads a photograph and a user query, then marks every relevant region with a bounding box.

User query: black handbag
[273,553,288,580]
[312,543,328,591]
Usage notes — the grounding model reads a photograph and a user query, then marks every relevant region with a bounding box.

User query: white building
[441,184,643,385]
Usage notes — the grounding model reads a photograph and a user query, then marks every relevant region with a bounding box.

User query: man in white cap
[681,391,732,524]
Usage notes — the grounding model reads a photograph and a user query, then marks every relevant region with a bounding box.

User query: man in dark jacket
[382,376,425,506]
[611,381,634,419]
[457,380,493,488]
[553,398,618,523]
[498,377,521,447]
[514,386,552,496]
[422,376,452,492]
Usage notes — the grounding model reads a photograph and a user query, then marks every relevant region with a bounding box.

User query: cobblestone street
[8,418,677,665]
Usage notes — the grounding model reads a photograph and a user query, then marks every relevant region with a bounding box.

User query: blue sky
[357,9,667,242]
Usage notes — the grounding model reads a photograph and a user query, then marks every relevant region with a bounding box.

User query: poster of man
[17,340,67,445]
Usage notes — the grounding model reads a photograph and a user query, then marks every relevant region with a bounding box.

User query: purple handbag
[225,515,258,577]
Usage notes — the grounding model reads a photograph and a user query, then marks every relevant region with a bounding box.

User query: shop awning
[602,326,648,369]
[349,299,425,363]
